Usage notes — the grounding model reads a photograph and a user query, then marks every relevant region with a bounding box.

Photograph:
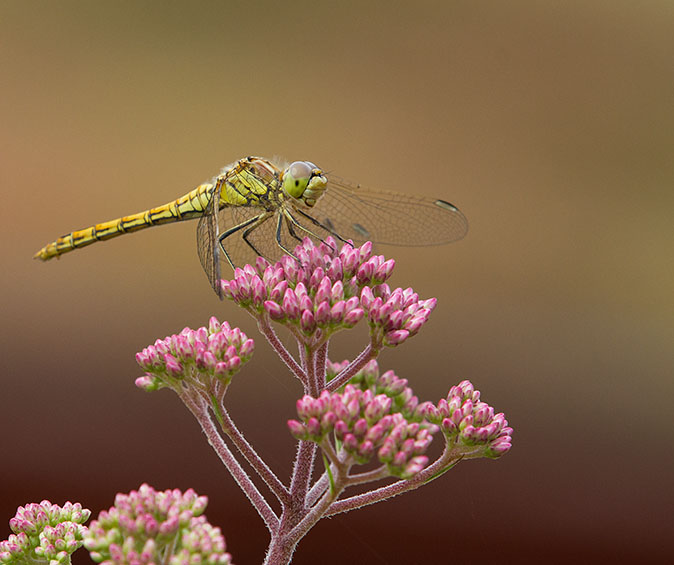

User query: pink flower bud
[404,456,428,477]
[287,419,306,439]
[227,356,241,371]
[342,433,359,452]
[356,261,374,284]
[270,280,288,301]
[321,411,337,430]
[315,301,331,325]
[343,308,364,327]
[199,350,217,370]
[164,355,183,377]
[195,327,209,343]
[384,329,409,346]
[404,314,427,335]
[135,351,150,368]
[359,286,374,309]
[358,241,372,262]
[329,300,346,322]
[135,376,157,390]
[300,310,316,334]
[296,395,315,419]
[386,310,404,331]
[309,267,325,289]
[378,441,395,462]
[282,289,300,319]
[334,420,349,439]
[306,417,322,437]
[327,257,343,281]
[314,277,332,304]
[374,258,395,281]
[240,338,254,358]
[359,440,374,459]
[353,418,369,438]
[251,276,266,306]
[341,247,359,273]
[264,300,284,320]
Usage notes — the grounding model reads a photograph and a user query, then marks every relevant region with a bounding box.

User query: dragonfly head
[281,161,327,207]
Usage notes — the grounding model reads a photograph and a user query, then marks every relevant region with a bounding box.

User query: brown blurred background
[2,1,673,563]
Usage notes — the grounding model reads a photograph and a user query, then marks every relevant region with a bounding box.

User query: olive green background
[2,1,673,563]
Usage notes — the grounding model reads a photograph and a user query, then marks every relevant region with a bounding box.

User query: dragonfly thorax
[281,161,328,208]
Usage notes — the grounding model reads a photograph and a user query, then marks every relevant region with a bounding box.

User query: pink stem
[180,391,279,532]
[326,342,378,392]
[315,342,329,390]
[213,398,290,505]
[325,446,464,516]
[303,345,320,397]
[258,318,307,385]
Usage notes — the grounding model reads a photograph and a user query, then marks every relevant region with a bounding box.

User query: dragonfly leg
[282,208,348,254]
[273,213,301,260]
[218,213,268,268]
[292,208,353,247]
[240,213,274,260]
[283,214,304,245]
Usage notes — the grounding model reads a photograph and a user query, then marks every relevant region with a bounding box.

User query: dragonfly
[34,156,468,298]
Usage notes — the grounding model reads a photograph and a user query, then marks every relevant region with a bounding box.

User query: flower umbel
[135,317,254,392]
[83,483,232,565]
[0,501,90,565]
[289,383,438,479]
[221,237,434,348]
[427,380,513,458]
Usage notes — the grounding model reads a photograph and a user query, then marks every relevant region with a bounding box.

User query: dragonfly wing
[196,182,223,298]
[302,176,469,246]
[215,205,311,267]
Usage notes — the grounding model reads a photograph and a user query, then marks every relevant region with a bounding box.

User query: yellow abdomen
[34,183,214,261]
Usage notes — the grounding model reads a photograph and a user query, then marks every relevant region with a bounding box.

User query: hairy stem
[179,390,279,532]
[326,445,464,516]
[258,318,306,385]
[315,342,329,390]
[212,397,290,505]
[303,345,320,397]
[327,341,379,392]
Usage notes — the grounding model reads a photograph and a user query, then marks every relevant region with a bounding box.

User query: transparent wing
[214,205,320,268]
[305,175,469,246]
[196,182,223,298]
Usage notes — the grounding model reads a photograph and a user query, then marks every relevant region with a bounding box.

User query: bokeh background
[2,1,673,563]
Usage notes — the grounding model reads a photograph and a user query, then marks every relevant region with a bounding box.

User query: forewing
[306,176,469,246]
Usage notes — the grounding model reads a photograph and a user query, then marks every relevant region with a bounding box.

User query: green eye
[282,161,313,198]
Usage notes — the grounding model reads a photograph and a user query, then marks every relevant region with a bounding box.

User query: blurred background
[2,1,673,563]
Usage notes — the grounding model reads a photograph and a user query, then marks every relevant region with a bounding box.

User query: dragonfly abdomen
[33,183,214,261]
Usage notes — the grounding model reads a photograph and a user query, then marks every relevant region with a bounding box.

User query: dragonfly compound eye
[282,161,314,199]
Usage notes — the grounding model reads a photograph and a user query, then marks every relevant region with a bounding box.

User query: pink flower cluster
[135,317,254,391]
[427,381,513,458]
[221,238,435,346]
[0,501,90,564]
[288,384,438,479]
[172,516,230,565]
[337,359,426,418]
[84,484,231,564]
[362,286,436,347]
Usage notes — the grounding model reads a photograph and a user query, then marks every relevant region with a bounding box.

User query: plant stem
[325,445,464,516]
[303,345,320,397]
[180,391,279,532]
[326,341,378,392]
[315,342,329,390]
[213,399,290,505]
[258,318,306,385]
